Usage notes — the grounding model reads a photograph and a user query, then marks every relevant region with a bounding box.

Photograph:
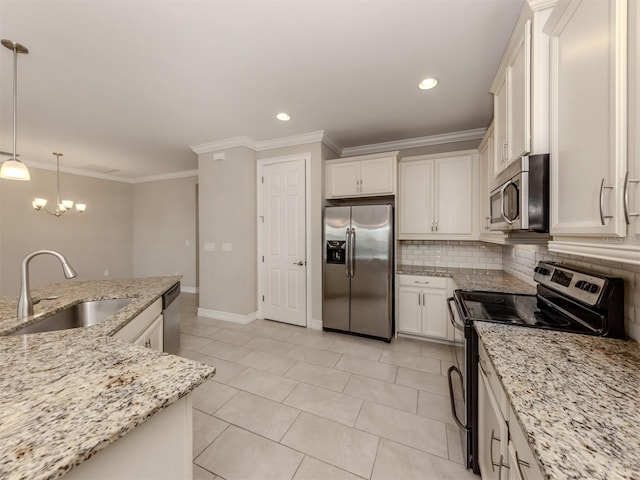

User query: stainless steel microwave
[489,154,549,232]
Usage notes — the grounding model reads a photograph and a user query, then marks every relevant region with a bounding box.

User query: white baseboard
[197,308,257,325]
[180,286,198,294]
[309,318,323,330]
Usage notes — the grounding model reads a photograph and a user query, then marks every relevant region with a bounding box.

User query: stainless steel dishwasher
[162,282,181,354]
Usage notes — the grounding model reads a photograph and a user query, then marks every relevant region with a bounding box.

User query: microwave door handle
[500,181,518,225]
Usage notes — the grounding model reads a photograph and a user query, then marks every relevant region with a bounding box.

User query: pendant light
[0,39,30,181]
[32,152,86,216]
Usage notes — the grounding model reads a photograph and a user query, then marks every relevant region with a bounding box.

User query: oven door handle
[447,297,464,331]
[447,365,468,431]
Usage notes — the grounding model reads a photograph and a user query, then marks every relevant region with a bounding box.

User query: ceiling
[0,0,524,180]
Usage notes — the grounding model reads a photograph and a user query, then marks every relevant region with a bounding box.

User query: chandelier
[0,39,31,181]
[32,153,87,216]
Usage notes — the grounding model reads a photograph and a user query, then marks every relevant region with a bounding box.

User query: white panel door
[435,155,472,235]
[262,159,306,326]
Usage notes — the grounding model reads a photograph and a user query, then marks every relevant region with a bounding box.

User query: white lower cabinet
[397,275,451,341]
[478,338,544,480]
[113,298,164,351]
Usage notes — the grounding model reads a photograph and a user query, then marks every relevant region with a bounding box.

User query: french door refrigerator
[323,204,393,341]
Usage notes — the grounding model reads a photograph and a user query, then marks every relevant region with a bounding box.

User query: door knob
[293,261,304,266]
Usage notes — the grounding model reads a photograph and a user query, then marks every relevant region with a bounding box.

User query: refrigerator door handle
[344,228,351,277]
[350,227,356,277]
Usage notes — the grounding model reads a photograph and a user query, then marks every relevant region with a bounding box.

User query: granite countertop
[475,322,640,480]
[396,265,537,294]
[0,277,216,480]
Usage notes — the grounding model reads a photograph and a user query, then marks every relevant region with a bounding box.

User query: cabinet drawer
[478,338,508,418]
[397,275,448,289]
[113,298,162,343]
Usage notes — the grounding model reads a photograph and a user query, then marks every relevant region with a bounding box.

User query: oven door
[489,174,523,231]
[446,297,472,469]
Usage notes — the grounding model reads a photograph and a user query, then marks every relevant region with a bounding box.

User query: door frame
[256,153,312,327]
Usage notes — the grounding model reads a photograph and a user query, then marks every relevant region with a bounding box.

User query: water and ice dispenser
[326,240,346,264]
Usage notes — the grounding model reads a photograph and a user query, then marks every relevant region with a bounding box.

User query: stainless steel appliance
[162,281,181,354]
[489,154,549,232]
[323,204,393,341]
[447,261,625,473]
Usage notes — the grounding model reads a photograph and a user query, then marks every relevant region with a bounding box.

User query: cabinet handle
[435,221,438,232]
[479,358,491,377]
[145,338,151,348]
[490,429,500,472]
[515,450,530,479]
[418,294,421,306]
[431,221,434,232]
[498,454,509,478]
[414,280,430,284]
[623,171,640,225]
[502,143,508,162]
[422,293,426,305]
[599,178,614,225]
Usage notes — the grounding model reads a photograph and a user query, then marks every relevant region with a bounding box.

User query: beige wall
[198,147,257,315]
[132,176,198,289]
[0,167,133,296]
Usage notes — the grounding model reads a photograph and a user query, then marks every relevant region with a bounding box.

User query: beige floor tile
[385,337,424,355]
[396,366,449,396]
[335,355,398,382]
[237,349,297,376]
[183,352,246,384]
[228,367,298,402]
[283,383,363,426]
[181,333,213,352]
[196,426,303,480]
[293,456,365,480]
[191,380,238,415]
[214,391,300,441]
[286,344,342,368]
[287,331,336,350]
[420,341,455,361]
[355,402,448,458]
[243,336,295,356]
[248,321,298,340]
[193,409,229,458]
[285,361,351,392]
[180,323,220,338]
[329,338,384,361]
[379,350,442,374]
[371,439,477,480]
[281,413,379,478]
[343,375,417,413]
[193,464,216,480]
[417,390,456,425]
[446,423,465,465]
[211,328,254,346]
[197,339,250,362]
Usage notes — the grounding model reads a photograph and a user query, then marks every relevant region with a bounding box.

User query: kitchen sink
[9,297,135,336]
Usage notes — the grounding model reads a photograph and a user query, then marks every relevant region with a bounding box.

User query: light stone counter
[0,277,215,480]
[475,322,640,480]
[396,265,537,294]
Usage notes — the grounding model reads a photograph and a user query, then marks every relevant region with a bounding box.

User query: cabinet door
[478,369,508,480]
[421,288,448,339]
[326,162,360,198]
[508,406,544,480]
[434,155,472,234]
[397,286,422,334]
[494,76,509,176]
[508,20,531,163]
[549,0,627,236]
[399,160,434,234]
[360,157,395,195]
[134,314,164,351]
[629,0,640,235]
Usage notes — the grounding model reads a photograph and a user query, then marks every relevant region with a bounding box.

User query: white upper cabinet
[479,123,508,244]
[627,0,640,236]
[491,3,552,178]
[325,152,398,199]
[399,150,479,240]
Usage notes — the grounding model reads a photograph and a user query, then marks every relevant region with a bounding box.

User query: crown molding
[190,136,256,154]
[255,130,326,151]
[129,170,198,184]
[527,0,557,12]
[340,128,486,157]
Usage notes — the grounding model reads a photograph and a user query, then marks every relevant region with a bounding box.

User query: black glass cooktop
[454,289,604,335]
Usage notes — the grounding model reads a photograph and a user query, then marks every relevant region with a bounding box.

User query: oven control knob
[534,266,550,275]
[587,283,600,294]
[575,280,585,289]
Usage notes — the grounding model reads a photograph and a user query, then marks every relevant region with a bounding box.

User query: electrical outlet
[204,242,215,251]
[104,270,109,277]
[222,243,232,251]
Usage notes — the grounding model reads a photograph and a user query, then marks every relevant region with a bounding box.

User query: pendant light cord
[12,44,17,160]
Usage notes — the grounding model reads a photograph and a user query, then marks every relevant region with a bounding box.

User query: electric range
[446,261,625,474]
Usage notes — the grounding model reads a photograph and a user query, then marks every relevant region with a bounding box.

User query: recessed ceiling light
[418,78,439,90]
[276,112,291,121]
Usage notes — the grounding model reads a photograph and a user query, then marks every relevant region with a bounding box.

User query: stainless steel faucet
[17,250,78,319]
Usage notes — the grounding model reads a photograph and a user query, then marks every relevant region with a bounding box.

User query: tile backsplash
[398,240,639,340]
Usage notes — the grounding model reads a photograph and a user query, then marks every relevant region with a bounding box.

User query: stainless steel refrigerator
[323,204,393,341]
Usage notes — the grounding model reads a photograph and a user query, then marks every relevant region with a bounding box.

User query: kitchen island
[0,277,215,480]
[475,322,640,480]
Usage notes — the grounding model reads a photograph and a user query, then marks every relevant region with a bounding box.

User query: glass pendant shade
[0,158,30,180]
